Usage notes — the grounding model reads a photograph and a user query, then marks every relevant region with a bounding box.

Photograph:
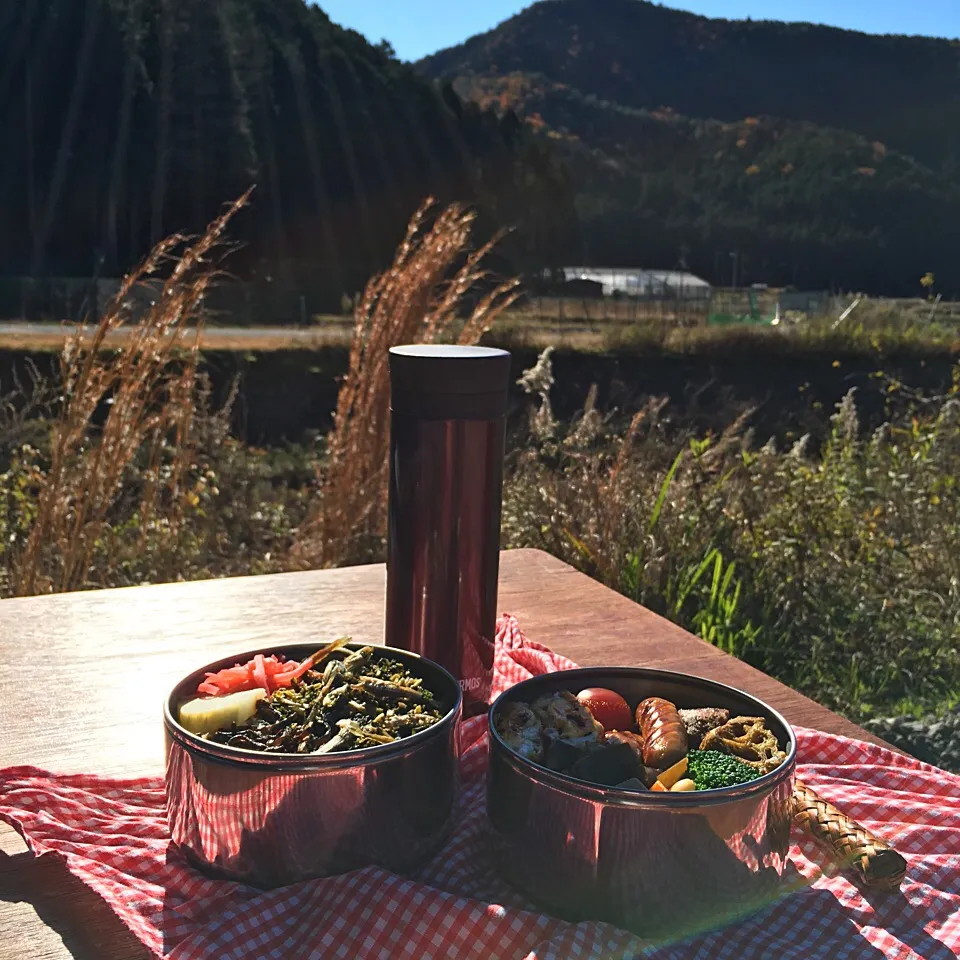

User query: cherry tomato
[576,687,633,732]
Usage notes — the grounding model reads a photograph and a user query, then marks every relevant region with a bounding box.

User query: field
[0,320,354,352]
[3,291,959,356]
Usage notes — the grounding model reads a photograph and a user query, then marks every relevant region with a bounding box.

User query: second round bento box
[487,667,797,939]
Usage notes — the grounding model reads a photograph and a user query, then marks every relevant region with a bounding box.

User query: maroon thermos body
[384,345,511,718]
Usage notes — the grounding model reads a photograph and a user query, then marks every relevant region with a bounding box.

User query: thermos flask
[385,344,512,718]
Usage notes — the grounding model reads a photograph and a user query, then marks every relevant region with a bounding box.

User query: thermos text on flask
[384,345,511,718]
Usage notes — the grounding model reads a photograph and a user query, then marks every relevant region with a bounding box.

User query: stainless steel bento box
[164,643,462,888]
[487,667,797,939]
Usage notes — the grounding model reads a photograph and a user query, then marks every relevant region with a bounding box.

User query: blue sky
[320,1,960,62]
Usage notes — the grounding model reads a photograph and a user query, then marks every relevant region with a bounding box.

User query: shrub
[503,349,960,721]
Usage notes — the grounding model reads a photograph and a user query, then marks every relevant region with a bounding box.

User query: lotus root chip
[699,716,786,774]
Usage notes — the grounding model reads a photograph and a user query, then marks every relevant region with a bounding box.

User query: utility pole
[730,250,739,290]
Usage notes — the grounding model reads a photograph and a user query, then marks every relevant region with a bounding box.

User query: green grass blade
[647,450,684,535]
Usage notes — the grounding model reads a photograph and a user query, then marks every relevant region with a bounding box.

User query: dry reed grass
[508,346,758,590]
[11,193,250,596]
[290,198,521,569]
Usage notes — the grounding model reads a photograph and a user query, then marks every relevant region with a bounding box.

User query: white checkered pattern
[2,615,958,958]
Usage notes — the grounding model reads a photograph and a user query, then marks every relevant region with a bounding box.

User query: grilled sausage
[636,697,689,769]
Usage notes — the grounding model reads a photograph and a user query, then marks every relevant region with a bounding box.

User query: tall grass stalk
[12,192,250,595]
[290,198,521,569]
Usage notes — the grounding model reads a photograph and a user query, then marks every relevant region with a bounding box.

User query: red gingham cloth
[2,615,959,959]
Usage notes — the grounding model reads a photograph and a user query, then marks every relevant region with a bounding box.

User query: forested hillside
[0,0,576,308]
[420,0,960,294]
[458,72,960,293]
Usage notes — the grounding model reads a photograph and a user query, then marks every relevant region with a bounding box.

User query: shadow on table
[0,850,151,960]
[861,883,957,960]
[778,880,955,960]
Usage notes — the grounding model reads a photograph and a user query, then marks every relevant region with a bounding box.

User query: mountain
[0,0,576,309]
[419,0,960,294]
[421,0,960,177]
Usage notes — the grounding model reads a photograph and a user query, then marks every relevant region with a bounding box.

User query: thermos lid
[389,345,512,420]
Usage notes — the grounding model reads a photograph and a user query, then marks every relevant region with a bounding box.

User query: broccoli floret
[687,749,761,790]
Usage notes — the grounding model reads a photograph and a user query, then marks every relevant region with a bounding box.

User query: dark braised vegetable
[604,729,643,760]
[543,736,595,772]
[615,777,648,792]
[205,645,445,754]
[569,741,640,786]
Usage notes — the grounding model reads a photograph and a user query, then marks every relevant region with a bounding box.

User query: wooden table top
[0,548,892,959]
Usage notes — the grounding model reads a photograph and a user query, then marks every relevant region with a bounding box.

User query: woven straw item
[793,778,907,890]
